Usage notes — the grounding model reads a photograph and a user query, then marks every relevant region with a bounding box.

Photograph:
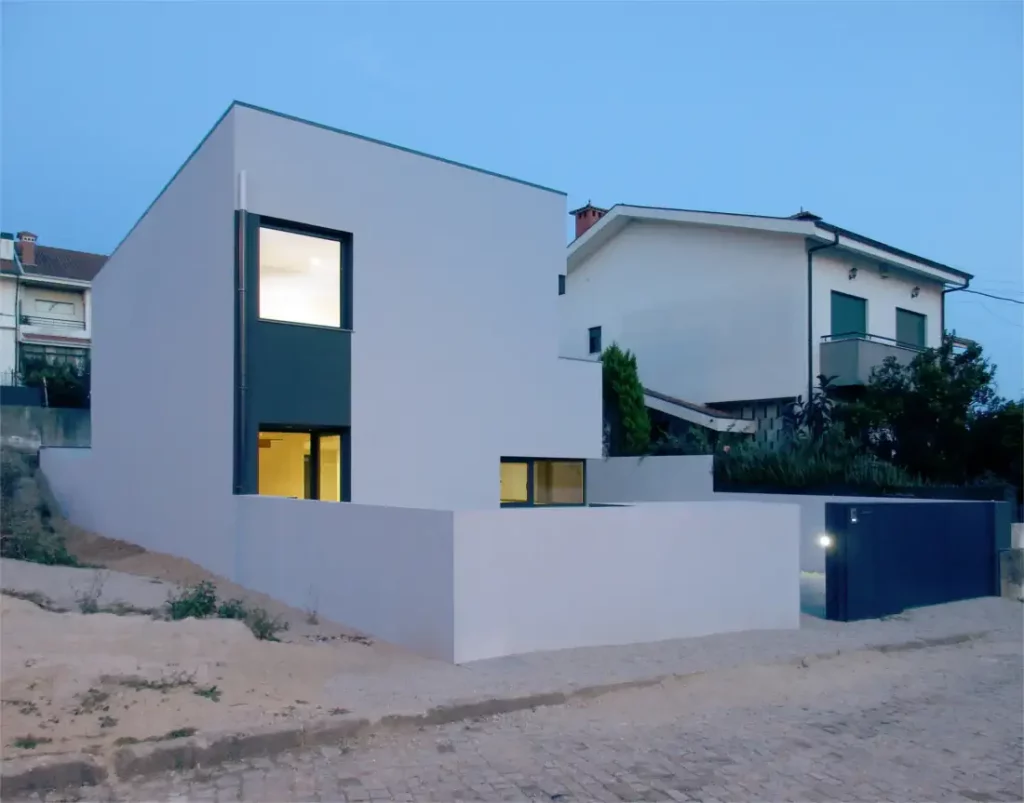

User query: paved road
[31,631,1024,802]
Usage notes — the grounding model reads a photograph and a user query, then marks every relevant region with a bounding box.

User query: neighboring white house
[0,232,104,389]
[560,204,972,442]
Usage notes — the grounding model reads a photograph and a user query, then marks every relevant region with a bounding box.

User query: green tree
[839,337,1020,492]
[20,358,91,409]
[601,343,650,456]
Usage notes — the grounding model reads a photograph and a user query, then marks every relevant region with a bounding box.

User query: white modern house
[40,103,800,662]
[0,232,103,390]
[560,204,972,442]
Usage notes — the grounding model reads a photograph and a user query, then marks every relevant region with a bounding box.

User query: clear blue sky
[3,1,1021,396]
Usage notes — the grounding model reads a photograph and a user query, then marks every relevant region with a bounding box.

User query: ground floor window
[20,343,89,371]
[257,428,347,501]
[500,458,585,507]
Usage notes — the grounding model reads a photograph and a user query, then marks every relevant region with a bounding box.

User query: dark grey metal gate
[824,501,1011,622]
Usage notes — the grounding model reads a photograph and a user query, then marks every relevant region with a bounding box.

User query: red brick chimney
[571,203,607,239]
[16,232,37,267]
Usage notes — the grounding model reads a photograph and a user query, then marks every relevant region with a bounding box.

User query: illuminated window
[259,227,342,328]
[500,458,585,506]
[258,430,347,501]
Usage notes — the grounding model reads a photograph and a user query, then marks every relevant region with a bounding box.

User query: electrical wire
[961,289,1024,305]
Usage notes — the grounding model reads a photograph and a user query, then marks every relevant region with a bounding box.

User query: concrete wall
[587,454,713,502]
[85,109,238,577]
[452,502,800,663]
[235,495,455,661]
[561,220,808,404]
[587,455,972,572]
[1,406,90,449]
[0,274,17,379]
[234,105,602,511]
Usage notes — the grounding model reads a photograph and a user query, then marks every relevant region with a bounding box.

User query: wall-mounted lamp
[848,267,858,280]
[911,286,920,298]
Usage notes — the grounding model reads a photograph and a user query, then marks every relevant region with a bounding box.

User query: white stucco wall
[587,454,714,502]
[0,275,16,378]
[235,495,455,661]
[233,106,602,510]
[452,502,800,663]
[562,221,808,404]
[586,455,975,572]
[83,111,238,577]
[811,250,943,380]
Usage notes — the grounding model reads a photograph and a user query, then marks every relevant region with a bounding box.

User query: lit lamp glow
[817,534,834,549]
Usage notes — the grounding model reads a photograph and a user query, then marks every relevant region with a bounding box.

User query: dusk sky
[2,1,1021,396]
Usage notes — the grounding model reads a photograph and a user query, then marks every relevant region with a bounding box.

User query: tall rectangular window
[558,274,566,296]
[259,226,342,328]
[830,291,867,337]
[318,434,342,502]
[896,308,926,348]
[588,326,602,354]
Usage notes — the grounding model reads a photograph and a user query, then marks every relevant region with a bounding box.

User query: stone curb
[2,628,995,793]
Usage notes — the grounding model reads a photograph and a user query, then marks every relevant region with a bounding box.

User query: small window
[896,308,926,348]
[259,226,342,328]
[558,274,566,296]
[501,458,585,506]
[830,291,867,337]
[588,326,602,354]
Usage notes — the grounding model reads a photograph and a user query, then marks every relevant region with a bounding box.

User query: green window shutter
[831,292,867,337]
[896,308,926,348]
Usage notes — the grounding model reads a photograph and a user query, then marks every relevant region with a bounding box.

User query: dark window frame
[255,216,354,331]
[558,274,566,296]
[500,456,587,508]
[256,424,351,502]
[588,326,602,354]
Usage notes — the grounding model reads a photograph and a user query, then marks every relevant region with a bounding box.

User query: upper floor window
[588,326,602,355]
[896,308,926,348]
[830,291,867,337]
[258,225,342,328]
[35,299,75,316]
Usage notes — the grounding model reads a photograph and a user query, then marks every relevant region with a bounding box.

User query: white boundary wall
[452,502,799,663]
[41,448,800,663]
[588,456,979,572]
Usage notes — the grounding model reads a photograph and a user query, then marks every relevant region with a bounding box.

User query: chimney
[571,202,607,239]
[16,232,37,267]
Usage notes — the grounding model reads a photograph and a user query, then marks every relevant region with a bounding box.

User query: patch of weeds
[246,606,289,641]
[113,673,195,693]
[305,587,319,625]
[99,601,161,618]
[74,571,107,614]
[3,698,40,716]
[216,598,247,620]
[113,736,139,746]
[99,715,118,728]
[166,581,217,620]
[327,707,351,716]
[193,685,222,702]
[13,735,52,749]
[1,450,81,567]
[164,727,197,740]
[1,588,68,613]
[74,688,110,715]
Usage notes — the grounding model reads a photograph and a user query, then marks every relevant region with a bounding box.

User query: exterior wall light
[817,534,834,549]
[848,267,858,280]
[911,286,920,298]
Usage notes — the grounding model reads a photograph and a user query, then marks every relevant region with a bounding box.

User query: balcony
[820,333,925,386]
[21,315,86,331]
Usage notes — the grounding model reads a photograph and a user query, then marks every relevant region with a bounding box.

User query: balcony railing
[20,315,87,330]
[820,333,925,386]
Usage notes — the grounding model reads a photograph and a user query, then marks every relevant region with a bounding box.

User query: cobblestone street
[34,627,1023,803]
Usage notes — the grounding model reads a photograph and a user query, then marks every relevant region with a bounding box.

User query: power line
[961,289,1024,305]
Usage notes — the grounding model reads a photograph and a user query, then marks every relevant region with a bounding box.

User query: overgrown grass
[165,582,288,641]
[0,449,80,567]
[13,735,52,750]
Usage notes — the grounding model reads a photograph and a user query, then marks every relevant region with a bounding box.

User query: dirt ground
[0,528,419,762]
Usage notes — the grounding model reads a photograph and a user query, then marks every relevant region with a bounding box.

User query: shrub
[216,598,248,620]
[602,343,650,456]
[0,449,79,566]
[245,607,289,641]
[166,581,218,620]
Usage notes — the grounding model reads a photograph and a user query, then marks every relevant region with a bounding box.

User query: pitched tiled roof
[1,244,107,282]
